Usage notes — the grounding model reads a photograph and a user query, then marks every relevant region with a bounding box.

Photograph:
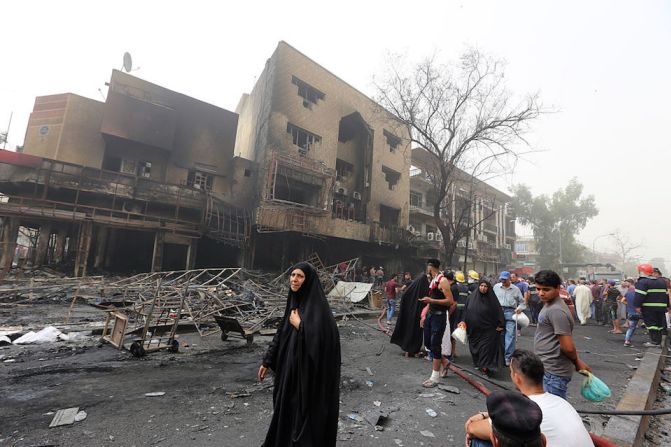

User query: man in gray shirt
[493,271,526,366]
[533,270,592,399]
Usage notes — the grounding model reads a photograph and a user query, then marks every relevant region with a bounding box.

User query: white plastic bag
[512,312,530,329]
[13,326,67,344]
[451,326,468,345]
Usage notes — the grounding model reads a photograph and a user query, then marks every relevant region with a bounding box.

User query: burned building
[234,42,413,271]
[0,70,251,275]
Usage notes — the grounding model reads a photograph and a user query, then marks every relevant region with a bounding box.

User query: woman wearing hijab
[390,273,430,356]
[257,262,341,447]
[458,280,505,376]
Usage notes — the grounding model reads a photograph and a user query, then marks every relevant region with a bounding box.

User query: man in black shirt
[526,276,541,326]
[603,280,623,334]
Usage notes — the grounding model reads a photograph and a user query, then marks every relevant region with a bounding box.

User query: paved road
[0,308,650,446]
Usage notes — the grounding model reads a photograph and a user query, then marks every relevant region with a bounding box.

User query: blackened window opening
[381,165,401,190]
[383,129,401,152]
[287,123,321,155]
[292,76,325,107]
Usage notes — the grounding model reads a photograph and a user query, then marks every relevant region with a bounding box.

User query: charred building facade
[0,70,251,275]
[0,42,515,276]
[234,42,413,272]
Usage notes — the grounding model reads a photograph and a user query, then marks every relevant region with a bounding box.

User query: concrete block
[602,336,667,446]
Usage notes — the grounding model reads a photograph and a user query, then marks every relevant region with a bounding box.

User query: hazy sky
[2,1,670,265]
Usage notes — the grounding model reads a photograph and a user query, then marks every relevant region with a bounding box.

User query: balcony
[370,221,410,246]
[409,204,434,217]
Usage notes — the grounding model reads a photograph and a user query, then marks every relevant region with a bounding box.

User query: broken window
[379,205,400,227]
[274,175,321,207]
[120,158,137,175]
[381,165,401,191]
[335,159,353,181]
[102,154,122,172]
[410,190,422,207]
[138,161,152,178]
[187,170,213,191]
[291,76,325,108]
[287,123,321,156]
[383,129,401,153]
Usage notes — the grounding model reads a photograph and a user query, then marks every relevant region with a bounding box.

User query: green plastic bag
[579,370,611,402]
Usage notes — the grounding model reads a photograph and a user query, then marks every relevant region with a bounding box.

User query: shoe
[422,379,438,388]
[623,341,632,347]
[643,342,661,348]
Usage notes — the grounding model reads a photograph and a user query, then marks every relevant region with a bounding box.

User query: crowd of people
[255,259,671,446]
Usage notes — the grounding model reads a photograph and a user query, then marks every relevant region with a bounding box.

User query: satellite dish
[123,52,133,72]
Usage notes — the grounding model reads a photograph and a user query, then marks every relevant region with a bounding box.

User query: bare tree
[610,229,642,275]
[375,49,543,265]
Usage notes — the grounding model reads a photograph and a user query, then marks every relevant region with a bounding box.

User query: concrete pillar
[93,226,109,270]
[0,218,20,273]
[105,229,117,269]
[186,238,198,270]
[151,231,165,272]
[53,231,66,264]
[74,222,93,277]
[239,234,256,269]
[34,223,53,267]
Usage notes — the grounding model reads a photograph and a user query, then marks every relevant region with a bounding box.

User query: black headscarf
[461,279,505,371]
[462,279,505,330]
[262,262,341,447]
[390,273,429,354]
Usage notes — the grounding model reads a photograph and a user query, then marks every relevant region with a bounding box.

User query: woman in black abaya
[458,280,505,376]
[258,262,341,447]
[390,273,429,356]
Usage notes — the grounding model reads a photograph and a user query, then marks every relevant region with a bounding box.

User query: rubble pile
[0,252,366,355]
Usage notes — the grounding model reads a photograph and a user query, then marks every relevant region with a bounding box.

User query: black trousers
[641,308,666,344]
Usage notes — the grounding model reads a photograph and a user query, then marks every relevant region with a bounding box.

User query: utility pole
[2,112,12,150]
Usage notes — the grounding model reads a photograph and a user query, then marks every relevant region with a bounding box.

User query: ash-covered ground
[0,302,651,446]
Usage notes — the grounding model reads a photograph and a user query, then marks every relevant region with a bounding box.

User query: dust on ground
[0,302,649,446]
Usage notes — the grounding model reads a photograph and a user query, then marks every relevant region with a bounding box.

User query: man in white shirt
[574,279,593,325]
[465,349,593,447]
[493,271,526,366]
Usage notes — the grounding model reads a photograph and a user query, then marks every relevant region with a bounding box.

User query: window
[383,129,401,153]
[292,76,325,108]
[120,158,137,175]
[287,123,321,156]
[244,168,252,177]
[379,205,400,227]
[138,161,152,178]
[187,170,213,191]
[410,191,422,207]
[381,165,401,190]
[335,159,353,181]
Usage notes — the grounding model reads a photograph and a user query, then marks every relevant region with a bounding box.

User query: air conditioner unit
[435,233,443,242]
[407,224,416,233]
[427,232,435,241]
[457,240,466,248]
[504,244,511,250]
[334,180,342,189]
[478,234,488,242]
[352,191,362,200]
[336,187,348,196]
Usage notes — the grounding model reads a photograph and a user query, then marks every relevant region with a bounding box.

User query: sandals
[422,379,438,388]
